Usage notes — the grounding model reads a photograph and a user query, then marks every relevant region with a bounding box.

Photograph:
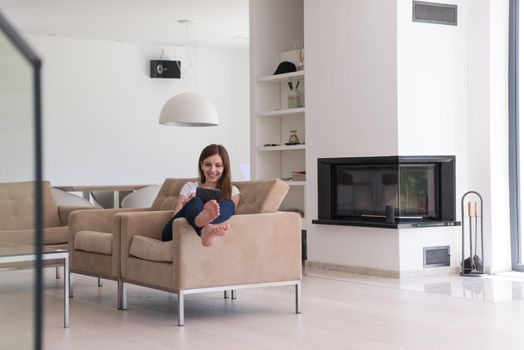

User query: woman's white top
[179,181,240,198]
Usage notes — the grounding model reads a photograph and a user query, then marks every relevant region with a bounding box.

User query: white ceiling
[0,0,249,50]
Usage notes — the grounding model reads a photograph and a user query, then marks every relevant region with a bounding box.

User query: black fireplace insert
[313,156,460,228]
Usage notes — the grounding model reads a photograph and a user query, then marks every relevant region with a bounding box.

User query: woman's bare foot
[195,200,220,227]
[200,223,230,247]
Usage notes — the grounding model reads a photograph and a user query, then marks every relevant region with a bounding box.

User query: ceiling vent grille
[423,246,450,268]
[413,1,457,26]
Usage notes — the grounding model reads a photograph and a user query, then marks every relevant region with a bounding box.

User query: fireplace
[313,156,460,228]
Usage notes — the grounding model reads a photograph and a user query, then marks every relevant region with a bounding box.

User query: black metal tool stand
[460,191,487,277]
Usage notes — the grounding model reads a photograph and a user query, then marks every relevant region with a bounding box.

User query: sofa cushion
[150,178,198,211]
[234,179,289,214]
[43,226,68,245]
[0,181,61,230]
[130,235,172,262]
[0,228,34,245]
[74,231,112,255]
[0,226,67,245]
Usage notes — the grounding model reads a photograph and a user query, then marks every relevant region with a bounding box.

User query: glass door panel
[511,0,524,272]
[0,10,42,349]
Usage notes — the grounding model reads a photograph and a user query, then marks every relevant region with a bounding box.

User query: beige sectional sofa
[0,181,92,249]
[69,178,303,325]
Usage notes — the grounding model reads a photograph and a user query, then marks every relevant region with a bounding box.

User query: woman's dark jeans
[161,197,235,241]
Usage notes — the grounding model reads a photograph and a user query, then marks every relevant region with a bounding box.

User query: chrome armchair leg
[177,291,185,326]
[295,283,302,314]
[231,290,237,300]
[55,266,60,279]
[223,291,229,299]
[117,279,127,310]
[68,272,73,298]
[98,277,102,287]
[63,255,70,328]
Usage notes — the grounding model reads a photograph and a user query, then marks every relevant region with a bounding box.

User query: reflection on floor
[305,268,524,303]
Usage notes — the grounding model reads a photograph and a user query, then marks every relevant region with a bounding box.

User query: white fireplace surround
[303,0,510,277]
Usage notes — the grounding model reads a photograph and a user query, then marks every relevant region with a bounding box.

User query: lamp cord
[178,21,198,80]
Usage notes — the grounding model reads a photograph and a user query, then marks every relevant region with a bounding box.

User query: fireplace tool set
[460,191,487,277]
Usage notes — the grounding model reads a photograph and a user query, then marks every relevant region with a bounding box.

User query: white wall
[26,35,249,186]
[467,0,511,273]
[466,0,493,270]
[396,0,468,272]
[305,0,400,270]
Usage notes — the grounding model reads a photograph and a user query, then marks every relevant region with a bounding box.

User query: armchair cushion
[150,178,198,211]
[233,179,289,214]
[130,235,172,262]
[74,231,112,255]
[0,226,68,245]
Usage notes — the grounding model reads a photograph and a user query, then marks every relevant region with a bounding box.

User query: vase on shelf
[287,80,301,108]
[288,90,300,108]
[287,130,300,145]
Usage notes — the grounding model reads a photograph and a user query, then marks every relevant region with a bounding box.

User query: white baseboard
[305,260,461,279]
[305,261,400,278]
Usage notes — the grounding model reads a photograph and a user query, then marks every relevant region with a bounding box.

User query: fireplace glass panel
[334,163,439,219]
[399,164,438,218]
[335,165,399,218]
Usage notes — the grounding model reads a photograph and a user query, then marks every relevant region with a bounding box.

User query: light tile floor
[2,267,524,349]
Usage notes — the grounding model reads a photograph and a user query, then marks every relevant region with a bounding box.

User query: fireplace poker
[473,202,483,271]
[468,201,475,271]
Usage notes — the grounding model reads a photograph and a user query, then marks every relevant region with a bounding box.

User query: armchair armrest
[172,212,302,290]
[118,210,175,276]
[57,205,98,226]
[69,208,149,250]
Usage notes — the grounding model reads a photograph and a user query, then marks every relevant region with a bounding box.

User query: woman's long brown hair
[198,144,232,200]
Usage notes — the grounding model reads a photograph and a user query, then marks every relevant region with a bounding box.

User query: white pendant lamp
[159,92,218,127]
[158,20,218,127]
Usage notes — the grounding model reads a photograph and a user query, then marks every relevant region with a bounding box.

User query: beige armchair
[118,179,302,325]
[68,178,196,308]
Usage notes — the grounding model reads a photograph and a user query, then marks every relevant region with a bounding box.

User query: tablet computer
[196,187,222,202]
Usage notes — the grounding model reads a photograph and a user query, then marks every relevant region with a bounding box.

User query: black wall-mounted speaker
[150,60,181,78]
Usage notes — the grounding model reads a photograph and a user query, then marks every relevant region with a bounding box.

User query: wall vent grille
[423,246,450,268]
[413,1,457,26]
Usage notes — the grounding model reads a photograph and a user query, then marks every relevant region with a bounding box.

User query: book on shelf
[291,169,306,182]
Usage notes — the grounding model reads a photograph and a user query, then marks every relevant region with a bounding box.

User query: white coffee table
[0,246,70,328]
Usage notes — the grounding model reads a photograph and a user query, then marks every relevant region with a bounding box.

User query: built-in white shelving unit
[250,0,306,226]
